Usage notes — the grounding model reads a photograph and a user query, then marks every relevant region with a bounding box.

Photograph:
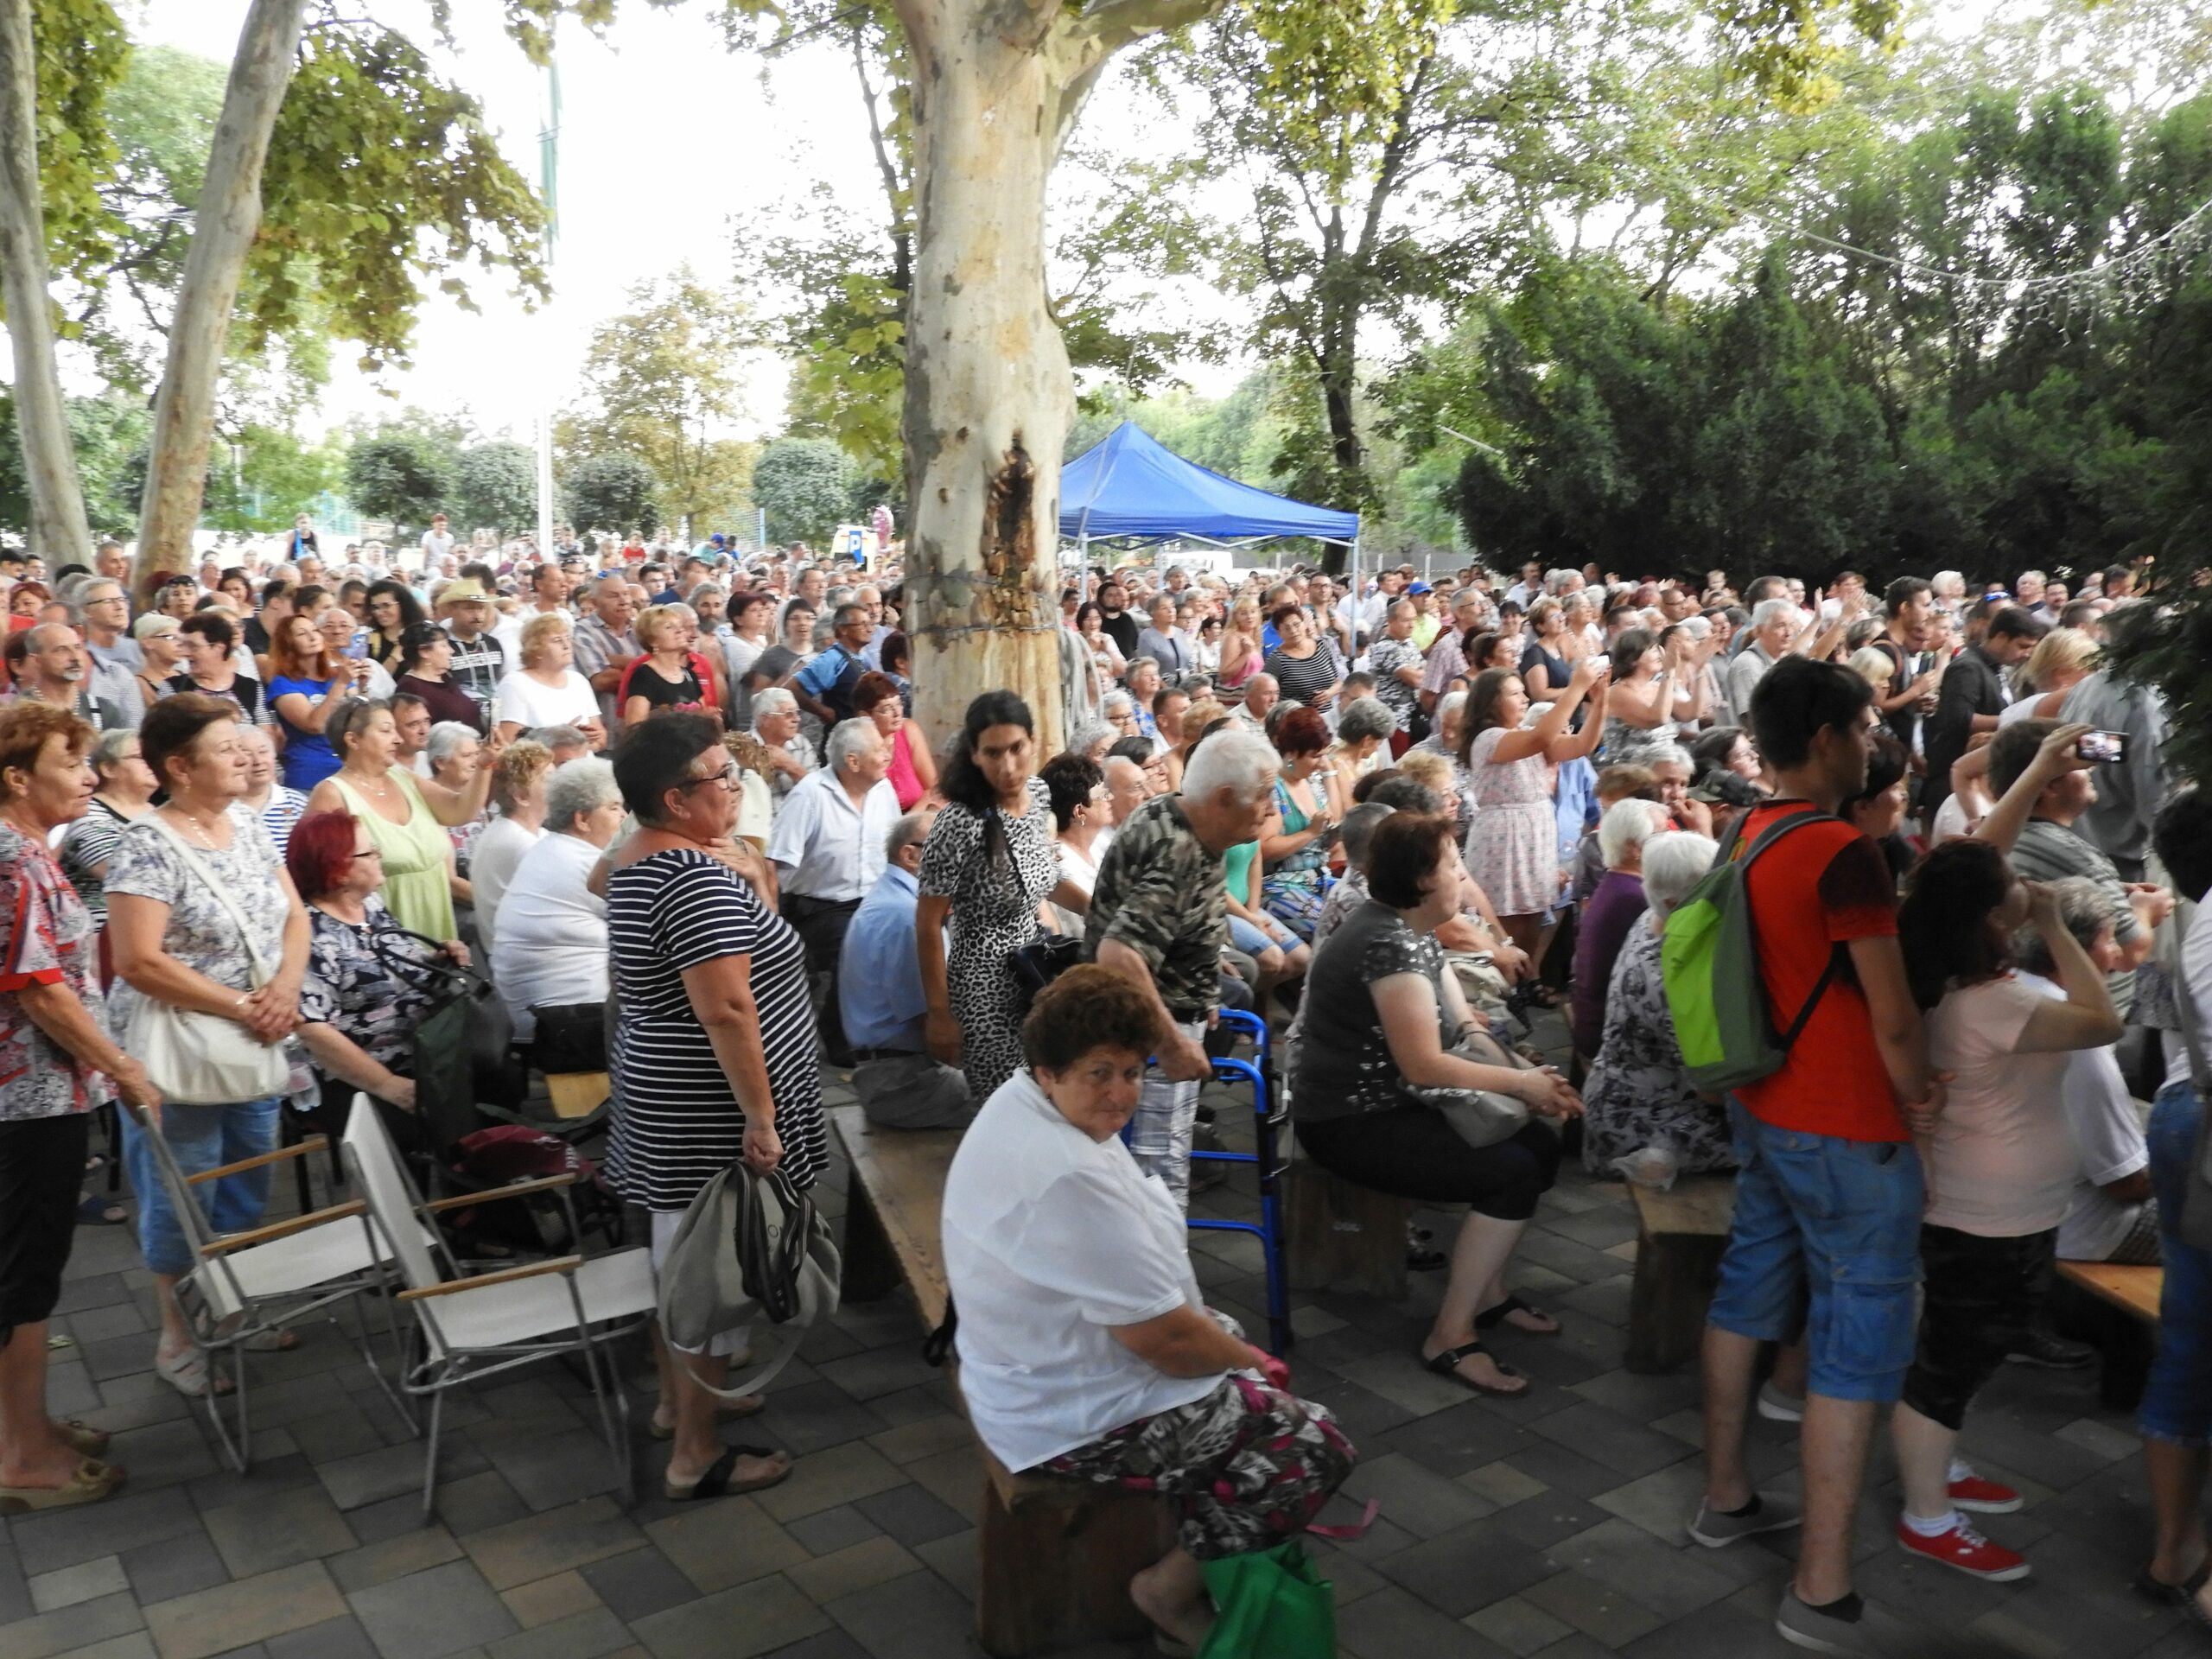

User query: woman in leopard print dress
[916,692,1065,1101]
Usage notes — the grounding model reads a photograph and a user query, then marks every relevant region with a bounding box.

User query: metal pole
[534,53,560,560]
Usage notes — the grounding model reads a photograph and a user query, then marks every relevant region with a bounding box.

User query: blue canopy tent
[1059,422,1360,562]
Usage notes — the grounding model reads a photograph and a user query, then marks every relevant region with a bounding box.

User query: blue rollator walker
[1128,1007,1292,1356]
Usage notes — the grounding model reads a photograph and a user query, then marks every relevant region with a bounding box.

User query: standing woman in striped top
[604,713,823,1503]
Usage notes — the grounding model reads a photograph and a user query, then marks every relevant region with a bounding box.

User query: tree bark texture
[0,0,92,564]
[892,0,1221,754]
[132,0,307,601]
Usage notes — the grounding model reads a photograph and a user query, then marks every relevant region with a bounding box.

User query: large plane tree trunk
[892,0,1220,754]
[132,0,307,601]
[0,0,91,565]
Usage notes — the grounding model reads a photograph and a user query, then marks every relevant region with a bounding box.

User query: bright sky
[131,0,939,442]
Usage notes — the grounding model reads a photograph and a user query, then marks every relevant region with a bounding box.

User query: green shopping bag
[1197,1540,1337,1658]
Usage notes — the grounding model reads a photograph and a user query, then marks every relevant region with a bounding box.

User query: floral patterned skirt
[1042,1344,1355,1560]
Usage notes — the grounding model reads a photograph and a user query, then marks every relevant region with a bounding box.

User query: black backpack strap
[1780,950,1843,1049]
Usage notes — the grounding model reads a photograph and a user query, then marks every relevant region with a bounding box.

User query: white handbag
[124,815,292,1105]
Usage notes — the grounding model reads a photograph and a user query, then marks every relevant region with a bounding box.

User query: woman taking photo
[1296,812,1581,1395]
[1459,659,1609,960]
[1601,626,1707,770]
[621,605,714,727]
[393,623,483,734]
[289,809,468,1147]
[362,580,426,674]
[59,729,161,924]
[853,670,935,810]
[1074,601,1126,687]
[1887,840,2123,1582]
[944,964,1355,1652]
[304,699,493,940]
[172,613,262,726]
[267,613,366,791]
[1260,606,1343,712]
[467,741,553,953]
[129,614,188,715]
[1257,705,1347,943]
[107,696,309,1399]
[317,606,392,699]
[0,704,151,1510]
[493,613,605,749]
[605,715,822,1500]
[918,691,1067,1102]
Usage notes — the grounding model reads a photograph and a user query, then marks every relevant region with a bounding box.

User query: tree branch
[1058,0,1228,86]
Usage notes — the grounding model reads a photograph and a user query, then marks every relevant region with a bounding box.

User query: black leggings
[1296,1108,1560,1221]
[1901,1224,2055,1431]
[0,1113,92,1344]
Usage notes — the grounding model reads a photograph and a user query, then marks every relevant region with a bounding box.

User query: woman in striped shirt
[604,713,822,1503]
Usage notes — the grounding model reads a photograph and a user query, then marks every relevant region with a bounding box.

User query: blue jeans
[1706,1103,1924,1403]
[2142,1080,2212,1446]
[122,1097,281,1277]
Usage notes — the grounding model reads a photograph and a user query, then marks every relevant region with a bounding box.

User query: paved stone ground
[1,1027,2187,1659]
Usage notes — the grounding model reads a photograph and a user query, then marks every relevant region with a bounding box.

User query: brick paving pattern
[1,1027,2180,1658]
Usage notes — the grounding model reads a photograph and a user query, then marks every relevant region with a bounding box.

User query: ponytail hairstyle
[938,690,1034,872]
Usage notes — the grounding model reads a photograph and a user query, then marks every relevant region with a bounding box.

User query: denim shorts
[1706,1103,1924,1403]
[1227,914,1278,957]
[2141,1080,2212,1446]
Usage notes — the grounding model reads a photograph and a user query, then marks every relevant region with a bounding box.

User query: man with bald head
[1234,672,1280,733]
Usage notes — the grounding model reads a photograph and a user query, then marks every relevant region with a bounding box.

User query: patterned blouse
[299,899,443,1073]
[0,823,114,1121]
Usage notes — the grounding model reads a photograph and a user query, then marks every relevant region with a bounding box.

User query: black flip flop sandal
[1475,1294,1560,1335]
[2134,1562,2212,1628]
[665,1443,791,1501]
[1422,1340,1527,1397]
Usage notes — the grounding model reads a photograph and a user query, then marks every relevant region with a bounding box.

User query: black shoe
[1406,1224,1446,1272]
[2005,1329,2095,1369]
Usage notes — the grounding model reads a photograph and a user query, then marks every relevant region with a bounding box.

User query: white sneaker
[1757,1381,1805,1423]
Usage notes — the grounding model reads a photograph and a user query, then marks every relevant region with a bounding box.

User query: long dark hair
[365,579,426,637]
[1897,838,2015,1009]
[1457,666,1517,766]
[940,690,1033,870]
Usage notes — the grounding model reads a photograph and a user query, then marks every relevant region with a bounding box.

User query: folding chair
[1187,1008,1292,1356]
[125,1104,415,1472]
[340,1095,657,1521]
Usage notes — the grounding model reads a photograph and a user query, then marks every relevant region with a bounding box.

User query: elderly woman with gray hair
[747,686,816,809]
[491,758,626,1061]
[59,728,160,922]
[1579,830,1729,1174]
[1328,695,1397,792]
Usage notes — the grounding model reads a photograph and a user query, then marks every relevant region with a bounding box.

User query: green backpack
[1662,808,1842,1093]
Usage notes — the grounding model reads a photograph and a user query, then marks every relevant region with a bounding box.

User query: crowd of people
[0,520,2207,1657]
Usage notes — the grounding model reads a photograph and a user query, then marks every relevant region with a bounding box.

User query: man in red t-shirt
[1686,656,1945,1657]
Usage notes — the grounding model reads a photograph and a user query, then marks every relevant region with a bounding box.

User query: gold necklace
[166,802,226,849]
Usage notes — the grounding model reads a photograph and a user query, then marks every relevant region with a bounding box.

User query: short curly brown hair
[0,702,92,798]
[1022,963,1163,1072]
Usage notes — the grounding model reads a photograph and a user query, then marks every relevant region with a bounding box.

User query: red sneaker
[1897,1516,2031,1581]
[1948,1471,2023,1514]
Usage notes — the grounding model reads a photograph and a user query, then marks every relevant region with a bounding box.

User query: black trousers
[0,1113,92,1345]
[1901,1224,2056,1431]
[781,893,862,1058]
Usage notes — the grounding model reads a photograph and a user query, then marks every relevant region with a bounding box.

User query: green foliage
[561,454,659,535]
[250,21,549,375]
[198,423,346,533]
[750,438,854,544]
[346,431,461,532]
[560,269,758,532]
[0,388,146,539]
[454,441,538,536]
[26,0,130,296]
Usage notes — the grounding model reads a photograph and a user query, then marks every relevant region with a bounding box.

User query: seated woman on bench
[942,965,1355,1654]
[1294,810,1583,1396]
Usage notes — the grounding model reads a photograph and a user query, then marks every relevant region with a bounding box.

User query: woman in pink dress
[855,670,937,810]
[1458,658,1610,961]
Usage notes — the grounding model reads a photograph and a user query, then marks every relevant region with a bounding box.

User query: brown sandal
[0,1457,125,1515]
[53,1419,111,1458]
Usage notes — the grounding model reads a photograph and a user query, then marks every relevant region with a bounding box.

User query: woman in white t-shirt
[1891,840,2123,1584]
[492,613,606,749]
[941,965,1354,1652]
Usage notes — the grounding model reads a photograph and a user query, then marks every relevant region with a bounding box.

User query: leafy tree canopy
[562,454,660,535]
[750,437,854,545]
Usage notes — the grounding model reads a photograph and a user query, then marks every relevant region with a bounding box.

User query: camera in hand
[2076,729,2129,764]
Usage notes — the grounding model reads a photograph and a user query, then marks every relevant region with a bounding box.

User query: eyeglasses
[677,764,741,794]
[351,847,383,861]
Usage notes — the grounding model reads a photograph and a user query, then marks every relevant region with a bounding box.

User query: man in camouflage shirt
[1086,726,1279,1205]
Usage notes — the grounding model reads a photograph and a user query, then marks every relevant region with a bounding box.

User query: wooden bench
[831,1107,1174,1657]
[1625,1177,1735,1374]
[545,1071,610,1121]
[1282,1158,1415,1300]
[2055,1259,2161,1409]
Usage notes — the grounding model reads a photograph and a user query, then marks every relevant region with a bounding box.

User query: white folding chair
[126,1103,416,1472]
[339,1094,656,1520]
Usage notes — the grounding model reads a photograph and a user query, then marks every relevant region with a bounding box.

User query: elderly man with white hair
[768,717,899,1064]
[1085,725,1281,1205]
[1725,597,1799,719]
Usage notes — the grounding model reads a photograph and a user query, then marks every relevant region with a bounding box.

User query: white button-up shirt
[766,766,899,903]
